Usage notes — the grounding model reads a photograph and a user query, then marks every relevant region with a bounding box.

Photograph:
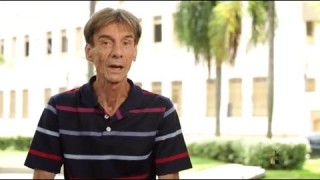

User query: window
[22,89,29,118]
[76,27,83,55]
[12,37,16,59]
[153,16,162,43]
[47,32,52,54]
[305,78,316,92]
[0,39,4,55]
[44,88,52,105]
[152,81,162,95]
[59,87,67,93]
[311,110,320,132]
[306,21,314,36]
[206,79,216,117]
[252,77,267,117]
[228,78,242,117]
[0,91,3,118]
[61,29,68,53]
[171,81,182,116]
[9,90,16,119]
[306,21,315,44]
[135,82,142,87]
[25,35,29,57]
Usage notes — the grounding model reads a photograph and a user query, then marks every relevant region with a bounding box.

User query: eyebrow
[98,35,134,41]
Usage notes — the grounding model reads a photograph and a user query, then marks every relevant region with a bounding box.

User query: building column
[273,1,309,136]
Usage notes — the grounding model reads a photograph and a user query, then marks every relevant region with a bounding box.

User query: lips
[109,65,123,68]
[108,64,124,72]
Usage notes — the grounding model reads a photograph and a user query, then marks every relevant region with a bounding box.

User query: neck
[93,76,130,116]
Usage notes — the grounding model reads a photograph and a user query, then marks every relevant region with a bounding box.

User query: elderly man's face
[85,22,137,84]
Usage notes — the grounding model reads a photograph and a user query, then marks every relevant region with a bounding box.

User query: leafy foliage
[174,1,217,64]
[247,1,277,51]
[188,137,309,170]
[208,1,242,65]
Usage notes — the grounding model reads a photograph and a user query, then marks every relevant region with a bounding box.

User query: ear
[85,44,93,62]
[133,46,138,62]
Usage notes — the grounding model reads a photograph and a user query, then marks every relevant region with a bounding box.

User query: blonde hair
[84,8,142,45]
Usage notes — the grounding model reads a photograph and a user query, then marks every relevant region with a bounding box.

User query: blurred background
[0,1,319,179]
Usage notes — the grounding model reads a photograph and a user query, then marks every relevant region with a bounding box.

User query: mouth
[108,65,124,71]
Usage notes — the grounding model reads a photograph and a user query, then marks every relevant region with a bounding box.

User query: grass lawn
[262,158,320,179]
[189,155,320,179]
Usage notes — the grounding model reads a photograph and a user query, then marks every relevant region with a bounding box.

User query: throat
[104,106,115,116]
[94,79,130,116]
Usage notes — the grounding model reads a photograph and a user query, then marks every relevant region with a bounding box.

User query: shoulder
[140,89,174,109]
[49,87,81,105]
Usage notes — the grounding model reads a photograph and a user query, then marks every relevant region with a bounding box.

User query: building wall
[0,1,319,139]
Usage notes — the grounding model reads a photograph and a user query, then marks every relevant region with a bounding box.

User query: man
[25,7,192,179]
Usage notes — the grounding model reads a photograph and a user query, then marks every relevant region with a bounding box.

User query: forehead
[95,22,134,38]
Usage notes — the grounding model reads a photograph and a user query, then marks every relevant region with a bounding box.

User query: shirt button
[104,114,110,119]
[106,126,111,132]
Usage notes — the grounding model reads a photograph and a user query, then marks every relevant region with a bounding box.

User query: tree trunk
[215,62,222,137]
[87,1,96,79]
[267,1,275,139]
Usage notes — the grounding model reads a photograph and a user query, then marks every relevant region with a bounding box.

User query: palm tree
[208,1,242,137]
[266,1,275,139]
[174,1,273,137]
[173,1,220,135]
[247,1,276,138]
[87,1,96,79]
[210,1,276,138]
[174,1,218,79]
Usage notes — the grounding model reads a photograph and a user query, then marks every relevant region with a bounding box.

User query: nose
[111,43,123,59]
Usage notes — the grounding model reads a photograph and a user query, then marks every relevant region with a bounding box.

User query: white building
[0,1,319,141]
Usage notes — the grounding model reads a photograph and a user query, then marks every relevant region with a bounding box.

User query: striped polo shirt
[24,76,192,179]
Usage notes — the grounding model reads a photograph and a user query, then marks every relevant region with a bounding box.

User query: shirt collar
[80,76,143,110]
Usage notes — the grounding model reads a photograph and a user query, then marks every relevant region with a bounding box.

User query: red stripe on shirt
[156,152,189,164]
[29,149,62,161]
[65,88,80,94]
[56,105,96,113]
[129,107,165,113]
[116,110,123,120]
[115,172,149,179]
[142,90,155,95]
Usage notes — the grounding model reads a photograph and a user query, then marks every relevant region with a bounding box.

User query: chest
[57,109,163,155]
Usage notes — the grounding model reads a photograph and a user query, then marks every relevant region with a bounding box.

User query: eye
[123,40,133,46]
[102,40,113,46]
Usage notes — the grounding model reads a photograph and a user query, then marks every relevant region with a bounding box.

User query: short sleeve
[24,96,63,174]
[154,98,192,175]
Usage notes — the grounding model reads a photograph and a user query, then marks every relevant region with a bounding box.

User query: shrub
[0,136,32,151]
[187,137,308,170]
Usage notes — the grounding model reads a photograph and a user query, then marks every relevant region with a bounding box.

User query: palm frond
[246,1,278,52]
[209,1,242,65]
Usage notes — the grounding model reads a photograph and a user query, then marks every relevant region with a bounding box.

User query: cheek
[93,50,109,65]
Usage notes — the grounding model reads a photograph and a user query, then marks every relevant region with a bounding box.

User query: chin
[107,77,126,84]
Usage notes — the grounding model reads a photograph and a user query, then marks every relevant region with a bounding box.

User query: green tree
[174,1,218,79]
[174,1,273,137]
[208,1,242,136]
[174,1,220,135]
[87,1,96,79]
[247,1,276,138]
